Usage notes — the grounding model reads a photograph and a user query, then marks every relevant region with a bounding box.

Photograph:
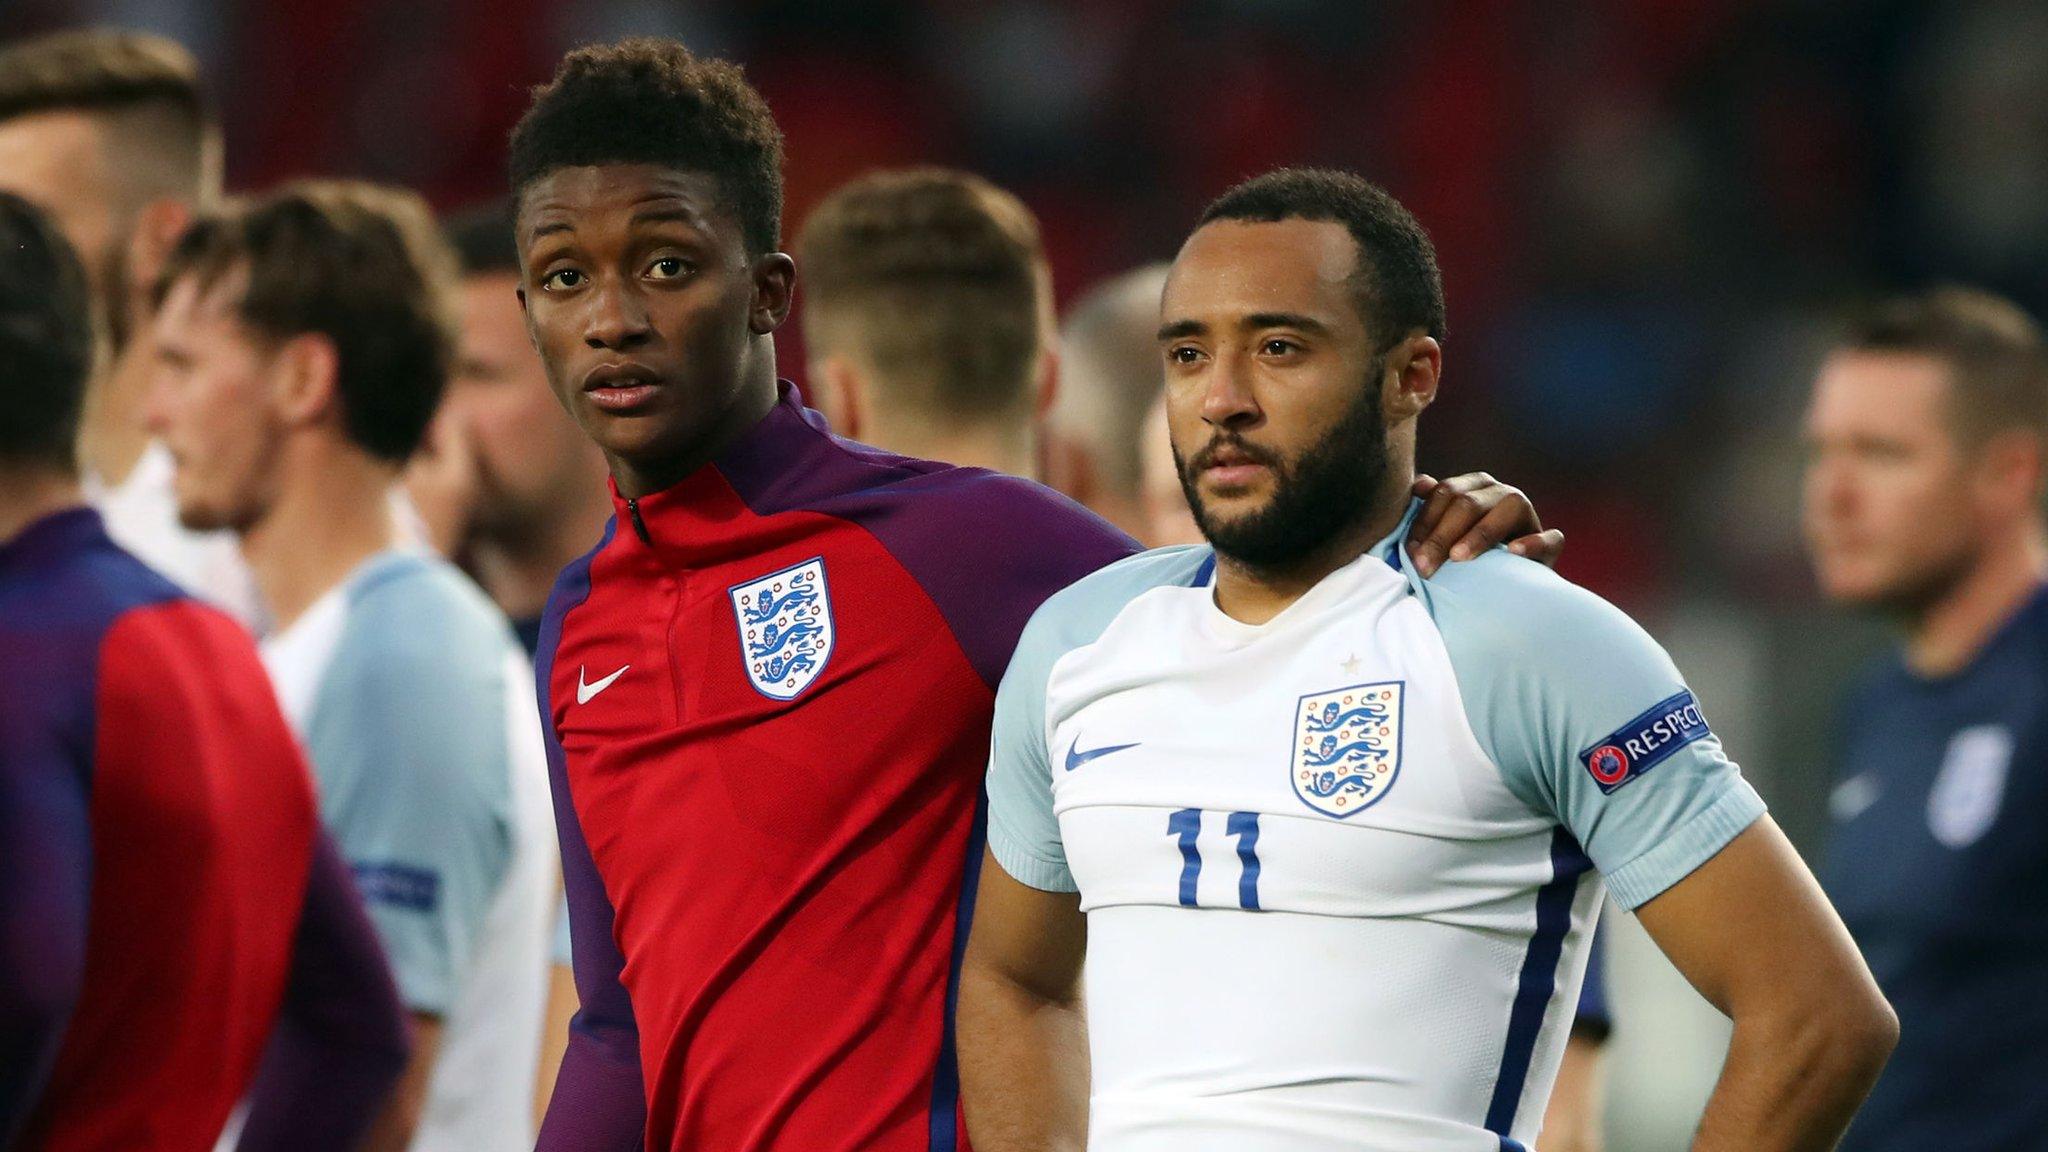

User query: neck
[1213,476,1412,626]
[0,465,85,546]
[612,347,780,498]
[469,486,613,621]
[241,440,399,631]
[77,342,156,485]
[1903,524,2048,677]
[868,414,1036,478]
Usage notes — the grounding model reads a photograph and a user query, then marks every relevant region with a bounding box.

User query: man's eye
[541,268,584,291]
[647,257,690,279]
[1262,338,1300,356]
[1168,346,1203,365]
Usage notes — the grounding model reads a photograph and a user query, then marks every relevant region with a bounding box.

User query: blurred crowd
[7,0,2048,609]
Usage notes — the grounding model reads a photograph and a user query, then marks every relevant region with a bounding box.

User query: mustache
[1186,434,1284,473]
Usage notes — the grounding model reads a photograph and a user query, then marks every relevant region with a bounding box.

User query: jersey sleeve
[986,605,1074,893]
[0,661,93,1144]
[305,628,512,1015]
[985,546,1217,895]
[1429,551,1767,910]
[239,833,411,1152]
[534,563,646,1152]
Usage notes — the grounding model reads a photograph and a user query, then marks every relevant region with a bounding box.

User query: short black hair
[1198,167,1446,348]
[0,191,95,469]
[443,197,521,277]
[157,181,459,462]
[507,38,785,256]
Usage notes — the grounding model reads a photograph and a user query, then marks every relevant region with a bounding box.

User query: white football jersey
[987,501,1765,1152]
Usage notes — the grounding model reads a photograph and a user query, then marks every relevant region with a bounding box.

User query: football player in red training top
[0,192,411,1150]
[513,39,1555,1152]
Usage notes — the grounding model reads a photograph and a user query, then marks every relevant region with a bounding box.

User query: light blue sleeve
[307,564,514,1014]
[1425,551,1767,910]
[986,546,1214,894]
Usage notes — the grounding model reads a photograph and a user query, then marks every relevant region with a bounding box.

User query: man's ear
[750,252,796,335]
[1034,341,1061,424]
[1383,334,1442,423]
[1978,427,2046,519]
[272,332,341,430]
[809,353,866,438]
[127,198,195,318]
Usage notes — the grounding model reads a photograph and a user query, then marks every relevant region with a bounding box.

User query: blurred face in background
[444,271,606,542]
[1158,218,1390,569]
[0,112,123,323]
[1802,350,1989,613]
[146,270,290,531]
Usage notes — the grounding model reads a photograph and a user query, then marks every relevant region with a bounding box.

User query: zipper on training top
[626,497,652,543]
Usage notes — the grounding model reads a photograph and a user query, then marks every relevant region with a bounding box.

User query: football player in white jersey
[959,167,1897,1152]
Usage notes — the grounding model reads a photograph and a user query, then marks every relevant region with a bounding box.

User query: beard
[1175,365,1391,572]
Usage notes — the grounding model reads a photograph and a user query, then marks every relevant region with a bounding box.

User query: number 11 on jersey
[1167,808,1262,910]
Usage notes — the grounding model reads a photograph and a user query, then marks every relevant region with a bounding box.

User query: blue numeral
[1228,811,1262,911]
[1169,808,1202,906]
[1164,809,1261,910]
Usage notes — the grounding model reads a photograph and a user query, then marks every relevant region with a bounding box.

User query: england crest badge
[1291,681,1404,818]
[729,557,835,701]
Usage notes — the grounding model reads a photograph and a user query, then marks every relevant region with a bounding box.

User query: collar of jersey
[601,382,826,558]
[1194,498,1422,645]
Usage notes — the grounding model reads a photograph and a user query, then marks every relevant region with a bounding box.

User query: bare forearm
[958,963,1089,1152]
[1691,1004,1895,1152]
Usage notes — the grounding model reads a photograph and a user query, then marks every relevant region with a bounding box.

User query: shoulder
[1014,546,1213,670]
[820,459,1138,588]
[318,554,517,720]
[1416,548,1672,680]
[343,552,513,662]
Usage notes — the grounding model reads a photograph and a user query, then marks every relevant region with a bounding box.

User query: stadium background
[5,0,2045,1146]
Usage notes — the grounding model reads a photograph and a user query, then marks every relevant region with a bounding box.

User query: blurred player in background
[1803,288,2048,1152]
[0,190,409,1152]
[514,43,1558,1150]
[412,201,613,651]
[0,28,258,622]
[797,167,1055,478]
[1045,265,1168,539]
[407,199,607,1126]
[962,168,1895,1152]
[145,182,556,1152]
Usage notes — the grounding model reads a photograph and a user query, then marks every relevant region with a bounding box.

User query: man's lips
[1192,441,1278,489]
[582,364,664,413]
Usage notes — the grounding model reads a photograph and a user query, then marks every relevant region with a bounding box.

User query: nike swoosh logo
[1064,736,1140,773]
[577,664,630,705]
